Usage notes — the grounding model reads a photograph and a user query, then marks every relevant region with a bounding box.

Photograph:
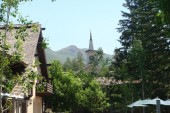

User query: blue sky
[19,0,126,54]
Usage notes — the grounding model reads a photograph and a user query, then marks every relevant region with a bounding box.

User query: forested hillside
[45,45,112,63]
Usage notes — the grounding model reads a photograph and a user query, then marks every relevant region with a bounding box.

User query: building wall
[8,98,27,113]
[86,50,96,64]
[33,96,42,113]
[27,52,43,113]
[27,82,35,113]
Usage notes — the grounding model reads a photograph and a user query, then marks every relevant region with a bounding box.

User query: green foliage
[76,78,109,112]
[36,82,46,93]
[87,48,111,77]
[49,61,81,112]
[62,58,72,71]
[91,48,104,66]
[41,38,49,49]
[0,0,59,112]
[0,0,44,112]
[128,39,146,80]
[49,60,109,113]
[63,52,85,72]
[151,0,170,23]
[109,0,170,112]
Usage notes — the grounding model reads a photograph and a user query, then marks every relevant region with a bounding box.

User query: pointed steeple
[85,31,96,64]
[89,31,94,50]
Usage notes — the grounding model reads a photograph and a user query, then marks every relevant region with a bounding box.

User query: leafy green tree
[71,52,85,71]
[76,79,109,112]
[88,48,111,77]
[49,60,109,113]
[52,61,82,112]
[90,48,104,67]
[63,52,85,72]
[62,57,72,71]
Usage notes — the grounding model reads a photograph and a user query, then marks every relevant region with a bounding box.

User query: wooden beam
[34,53,38,56]
[46,64,51,66]
[41,28,46,30]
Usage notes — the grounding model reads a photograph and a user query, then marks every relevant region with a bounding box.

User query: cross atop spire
[89,31,94,50]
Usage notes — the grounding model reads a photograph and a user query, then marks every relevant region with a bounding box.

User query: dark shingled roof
[1,23,50,98]
[10,83,25,98]
[0,23,41,66]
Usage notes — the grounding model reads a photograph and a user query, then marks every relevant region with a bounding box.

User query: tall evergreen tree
[111,0,170,106]
[151,0,170,23]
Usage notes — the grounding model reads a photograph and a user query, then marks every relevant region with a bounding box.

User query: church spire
[89,31,94,50]
[85,31,96,64]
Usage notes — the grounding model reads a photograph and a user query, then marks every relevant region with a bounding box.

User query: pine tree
[151,0,170,23]
[111,0,170,106]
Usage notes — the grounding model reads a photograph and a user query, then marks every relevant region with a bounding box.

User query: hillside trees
[88,48,111,76]
[48,60,109,113]
[110,0,170,111]
[63,48,111,77]
[63,52,85,72]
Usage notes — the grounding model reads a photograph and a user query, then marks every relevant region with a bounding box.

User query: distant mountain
[45,45,112,64]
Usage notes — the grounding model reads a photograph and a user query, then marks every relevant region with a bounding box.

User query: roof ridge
[0,22,40,29]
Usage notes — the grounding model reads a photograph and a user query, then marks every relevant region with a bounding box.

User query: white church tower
[85,31,96,64]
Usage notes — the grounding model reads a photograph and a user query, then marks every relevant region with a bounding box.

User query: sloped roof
[0,23,51,99]
[0,23,49,80]
[82,64,101,74]
[0,23,41,66]
[96,77,141,86]
[10,83,25,99]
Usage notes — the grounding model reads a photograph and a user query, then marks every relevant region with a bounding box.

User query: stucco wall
[33,96,42,113]
[27,53,43,113]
